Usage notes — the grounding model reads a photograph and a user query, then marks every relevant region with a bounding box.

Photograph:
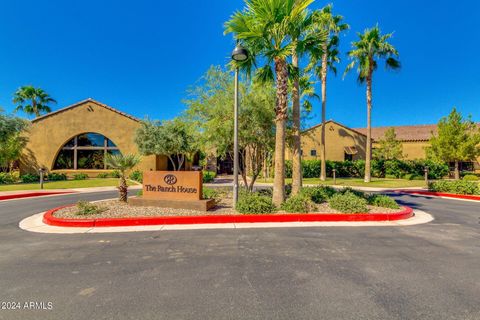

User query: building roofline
[302,120,368,137]
[31,98,141,123]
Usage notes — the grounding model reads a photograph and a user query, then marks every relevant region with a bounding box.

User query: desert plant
[0,172,16,184]
[202,187,219,203]
[329,191,368,213]
[129,170,143,183]
[429,180,479,195]
[281,194,315,213]
[76,201,106,216]
[97,173,109,179]
[300,186,335,204]
[367,194,400,209]
[109,170,121,178]
[236,193,276,214]
[105,153,141,202]
[463,174,479,181]
[202,171,216,183]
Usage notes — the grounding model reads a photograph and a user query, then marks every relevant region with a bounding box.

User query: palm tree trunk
[291,52,302,196]
[320,46,328,181]
[32,100,38,118]
[272,58,288,207]
[364,72,373,183]
[119,176,128,202]
[454,161,460,180]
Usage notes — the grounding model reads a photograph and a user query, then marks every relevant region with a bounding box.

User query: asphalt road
[0,191,479,320]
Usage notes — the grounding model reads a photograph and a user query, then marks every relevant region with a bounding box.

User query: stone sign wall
[142,171,203,201]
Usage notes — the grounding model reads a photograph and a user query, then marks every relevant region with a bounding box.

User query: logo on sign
[164,174,177,185]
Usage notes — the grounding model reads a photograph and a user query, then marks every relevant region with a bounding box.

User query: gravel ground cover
[54,197,402,219]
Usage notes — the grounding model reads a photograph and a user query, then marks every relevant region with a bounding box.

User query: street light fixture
[231,43,249,208]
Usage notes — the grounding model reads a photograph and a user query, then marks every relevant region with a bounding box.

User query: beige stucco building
[292,121,480,173]
[20,99,169,176]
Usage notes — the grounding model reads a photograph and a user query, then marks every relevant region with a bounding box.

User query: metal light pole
[231,44,249,207]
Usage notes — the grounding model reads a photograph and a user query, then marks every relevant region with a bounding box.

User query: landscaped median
[42,186,415,228]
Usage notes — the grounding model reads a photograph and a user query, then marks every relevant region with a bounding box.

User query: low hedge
[0,172,17,184]
[299,186,336,204]
[281,194,315,213]
[429,180,480,195]
[73,173,89,180]
[236,193,276,214]
[328,192,369,213]
[47,173,67,181]
[20,173,40,183]
[367,194,400,209]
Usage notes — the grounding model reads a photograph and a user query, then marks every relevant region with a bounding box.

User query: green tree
[344,25,401,182]
[308,4,349,181]
[184,66,276,191]
[225,0,314,206]
[429,108,480,180]
[0,109,29,172]
[13,86,56,118]
[373,128,403,160]
[135,118,197,171]
[105,153,141,202]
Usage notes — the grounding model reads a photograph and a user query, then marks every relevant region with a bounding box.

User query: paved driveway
[0,192,479,320]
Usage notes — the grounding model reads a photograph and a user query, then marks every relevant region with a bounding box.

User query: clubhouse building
[20,99,480,176]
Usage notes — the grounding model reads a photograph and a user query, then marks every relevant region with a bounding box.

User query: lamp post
[424,166,429,188]
[231,43,249,208]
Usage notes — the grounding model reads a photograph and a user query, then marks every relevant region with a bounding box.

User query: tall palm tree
[309,5,349,181]
[105,153,141,202]
[344,25,401,182]
[13,86,56,118]
[225,0,314,206]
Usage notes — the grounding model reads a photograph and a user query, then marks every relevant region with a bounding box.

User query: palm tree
[309,5,349,181]
[344,25,401,182]
[105,154,141,202]
[13,86,56,118]
[225,0,314,206]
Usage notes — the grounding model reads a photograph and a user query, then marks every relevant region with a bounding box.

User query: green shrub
[236,193,276,214]
[257,188,273,197]
[73,173,88,180]
[109,170,121,178]
[367,194,400,209]
[97,173,109,179]
[338,187,366,198]
[129,170,143,183]
[281,194,315,213]
[0,172,16,184]
[47,173,67,181]
[202,187,219,202]
[329,192,369,213]
[203,171,216,183]
[20,173,40,183]
[76,201,106,216]
[429,180,480,195]
[300,186,335,204]
[463,174,479,181]
[136,190,143,196]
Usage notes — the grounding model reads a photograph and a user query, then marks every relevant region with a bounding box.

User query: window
[53,133,121,170]
[310,149,317,157]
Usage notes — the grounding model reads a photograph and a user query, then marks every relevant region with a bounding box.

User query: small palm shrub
[202,171,216,183]
[97,173,109,179]
[21,173,40,183]
[76,201,106,216]
[0,172,17,184]
[73,173,88,180]
[429,180,480,195]
[105,154,141,202]
[48,173,67,181]
[236,193,276,214]
[367,194,400,209]
[129,170,143,183]
[329,192,369,213]
[281,194,315,213]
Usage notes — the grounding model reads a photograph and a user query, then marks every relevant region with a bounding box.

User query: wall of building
[287,122,367,162]
[20,100,167,176]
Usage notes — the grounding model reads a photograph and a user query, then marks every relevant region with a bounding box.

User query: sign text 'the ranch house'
[142,171,203,201]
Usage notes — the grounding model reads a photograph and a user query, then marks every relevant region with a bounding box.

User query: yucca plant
[105,154,141,202]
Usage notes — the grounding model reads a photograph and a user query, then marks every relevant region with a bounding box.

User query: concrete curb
[42,205,414,228]
[0,191,75,201]
[399,190,480,202]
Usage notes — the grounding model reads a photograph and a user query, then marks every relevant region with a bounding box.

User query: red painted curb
[0,191,74,201]
[399,190,480,201]
[43,206,414,228]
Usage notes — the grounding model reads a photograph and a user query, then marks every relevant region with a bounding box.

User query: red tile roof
[353,124,438,142]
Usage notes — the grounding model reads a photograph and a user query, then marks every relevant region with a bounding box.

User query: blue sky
[0,0,479,128]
